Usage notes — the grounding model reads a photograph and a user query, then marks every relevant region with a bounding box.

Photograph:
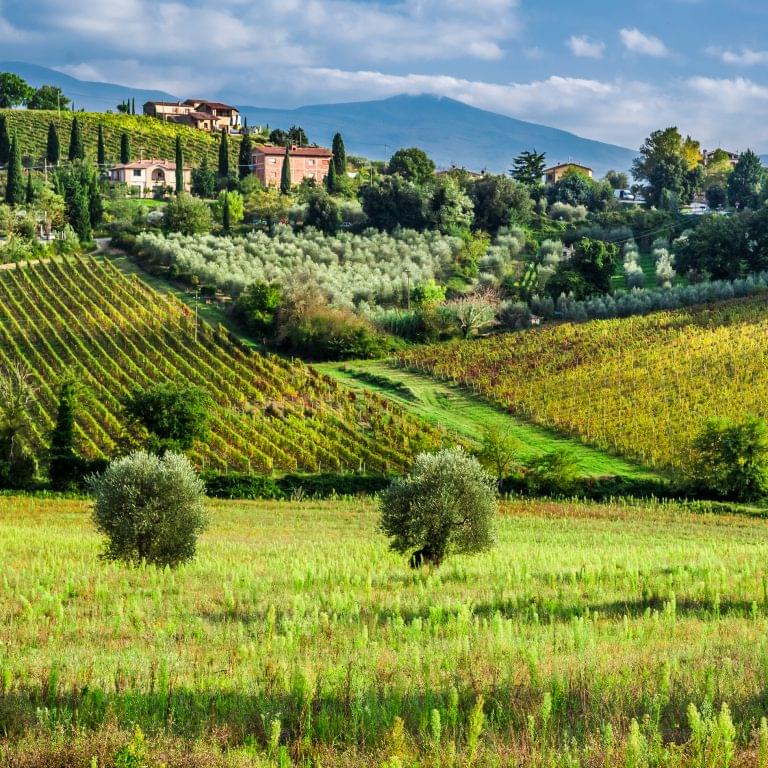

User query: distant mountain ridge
[0,61,639,175]
[239,95,638,176]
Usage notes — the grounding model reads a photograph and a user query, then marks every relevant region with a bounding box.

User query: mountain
[0,61,178,112]
[239,95,638,176]
[0,61,637,175]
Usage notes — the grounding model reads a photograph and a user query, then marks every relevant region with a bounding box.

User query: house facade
[109,159,191,195]
[543,163,594,185]
[251,145,333,187]
[143,100,240,133]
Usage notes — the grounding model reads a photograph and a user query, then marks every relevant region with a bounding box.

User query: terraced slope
[1,110,242,168]
[0,257,443,473]
[398,297,768,471]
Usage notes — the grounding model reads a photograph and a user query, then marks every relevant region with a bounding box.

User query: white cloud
[709,47,768,66]
[568,35,605,59]
[619,28,668,57]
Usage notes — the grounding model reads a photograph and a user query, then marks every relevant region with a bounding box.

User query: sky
[2,0,768,150]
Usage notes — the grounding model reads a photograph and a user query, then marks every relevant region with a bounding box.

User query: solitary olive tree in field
[89,450,207,567]
[380,446,497,568]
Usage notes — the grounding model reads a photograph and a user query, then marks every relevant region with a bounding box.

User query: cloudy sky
[2,0,768,150]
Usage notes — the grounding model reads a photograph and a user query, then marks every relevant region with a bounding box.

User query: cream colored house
[143,100,241,133]
[109,159,191,196]
[543,163,594,185]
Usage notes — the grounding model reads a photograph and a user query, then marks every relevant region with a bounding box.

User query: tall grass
[2,496,768,765]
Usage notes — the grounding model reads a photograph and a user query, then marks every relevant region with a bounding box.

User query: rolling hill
[399,296,768,472]
[0,62,637,175]
[0,256,444,474]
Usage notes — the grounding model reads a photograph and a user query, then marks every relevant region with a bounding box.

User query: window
[307,159,315,166]
[268,158,277,164]
[133,169,142,177]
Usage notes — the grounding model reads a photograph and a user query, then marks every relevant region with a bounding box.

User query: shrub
[521,449,580,496]
[688,416,768,502]
[379,446,498,567]
[123,383,211,454]
[89,450,208,567]
[163,193,212,235]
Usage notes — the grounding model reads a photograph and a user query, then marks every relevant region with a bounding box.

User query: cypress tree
[218,130,229,178]
[71,184,92,241]
[5,134,24,206]
[25,170,34,204]
[280,146,292,194]
[120,132,131,164]
[46,121,60,165]
[175,135,184,194]
[222,193,231,234]
[88,173,103,227]
[97,124,106,167]
[332,132,346,175]
[131,97,135,115]
[238,132,253,180]
[68,117,84,161]
[48,379,80,490]
[326,158,338,194]
[0,115,9,166]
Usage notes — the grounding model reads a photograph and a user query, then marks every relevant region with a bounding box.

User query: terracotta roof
[110,159,187,171]
[144,100,185,107]
[543,162,593,173]
[198,101,238,111]
[253,144,332,158]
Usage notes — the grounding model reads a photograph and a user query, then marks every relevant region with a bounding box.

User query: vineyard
[398,297,768,471]
[0,257,444,473]
[0,110,242,168]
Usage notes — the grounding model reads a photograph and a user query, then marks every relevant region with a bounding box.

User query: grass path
[318,360,654,478]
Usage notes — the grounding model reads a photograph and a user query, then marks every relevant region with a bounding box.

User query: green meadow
[2,495,768,766]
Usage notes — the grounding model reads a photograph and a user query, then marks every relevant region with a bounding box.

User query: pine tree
[25,171,34,204]
[280,146,292,194]
[68,117,85,161]
[332,132,346,175]
[326,158,338,194]
[48,379,80,490]
[120,132,130,165]
[46,121,60,166]
[4,134,24,206]
[97,124,106,167]
[218,130,229,178]
[238,132,253,180]
[0,115,9,166]
[175,135,184,194]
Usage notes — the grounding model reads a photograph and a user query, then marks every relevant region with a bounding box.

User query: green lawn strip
[318,360,656,479]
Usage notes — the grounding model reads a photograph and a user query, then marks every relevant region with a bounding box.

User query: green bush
[688,416,768,502]
[379,446,498,567]
[519,449,580,496]
[89,450,208,567]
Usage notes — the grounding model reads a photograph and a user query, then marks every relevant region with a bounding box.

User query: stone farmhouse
[109,159,191,196]
[143,100,241,133]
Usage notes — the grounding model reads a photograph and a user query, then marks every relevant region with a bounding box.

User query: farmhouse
[143,100,241,133]
[543,162,594,185]
[252,145,333,187]
[109,159,191,196]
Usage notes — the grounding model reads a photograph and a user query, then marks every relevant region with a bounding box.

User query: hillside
[398,296,768,471]
[0,256,443,473]
[0,61,178,113]
[240,94,638,176]
[0,110,241,168]
[0,63,638,175]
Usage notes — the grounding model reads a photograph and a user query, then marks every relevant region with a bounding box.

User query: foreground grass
[2,496,768,766]
[320,360,652,478]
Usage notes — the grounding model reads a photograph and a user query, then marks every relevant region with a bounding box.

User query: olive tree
[89,450,208,567]
[379,446,498,567]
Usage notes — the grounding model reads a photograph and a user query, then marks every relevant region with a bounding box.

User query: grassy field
[319,361,652,478]
[2,495,768,766]
[399,296,768,472]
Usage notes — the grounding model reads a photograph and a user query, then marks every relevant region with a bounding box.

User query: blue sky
[2,0,768,149]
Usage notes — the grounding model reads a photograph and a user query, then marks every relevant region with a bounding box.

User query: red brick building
[251,145,333,187]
